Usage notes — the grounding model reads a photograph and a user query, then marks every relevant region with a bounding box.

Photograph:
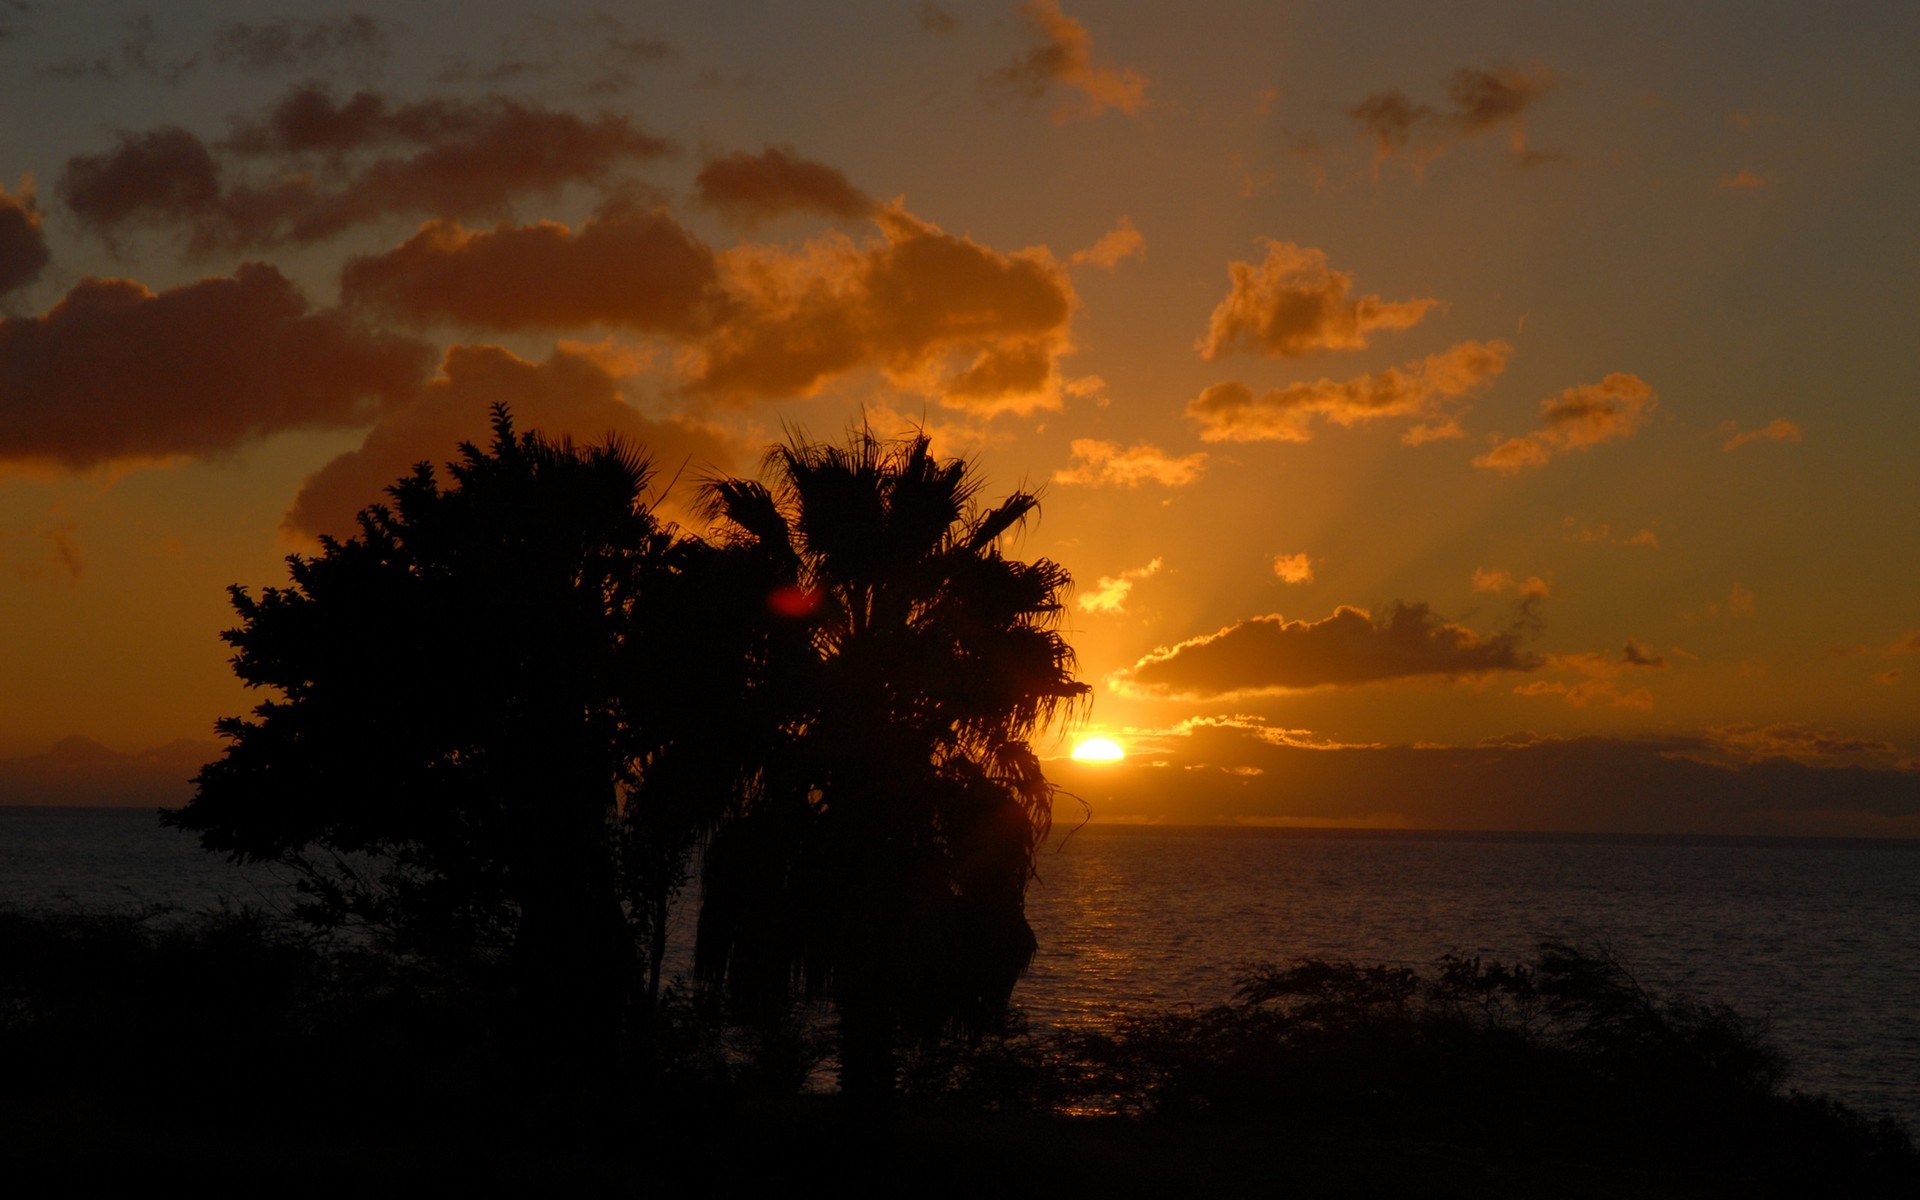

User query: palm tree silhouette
[694,424,1088,1111]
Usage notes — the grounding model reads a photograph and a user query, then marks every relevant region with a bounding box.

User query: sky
[1,1,1915,833]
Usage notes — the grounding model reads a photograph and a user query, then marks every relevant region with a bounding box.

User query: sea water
[4,808,1916,1127]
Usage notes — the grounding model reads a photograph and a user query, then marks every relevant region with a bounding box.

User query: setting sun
[1071,737,1126,762]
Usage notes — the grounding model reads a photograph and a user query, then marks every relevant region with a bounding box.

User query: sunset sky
[3,1,1915,833]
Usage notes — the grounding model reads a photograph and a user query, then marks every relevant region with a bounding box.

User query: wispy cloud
[991,0,1147,123]
[1190,340,1512,443]
[1054,438,1205,487]
[1474,373,1656,472]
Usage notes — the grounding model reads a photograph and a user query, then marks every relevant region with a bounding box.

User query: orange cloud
[1053,438,1205,487]
[1719,168,1772,190]
[1078,557,1162,615]
[1273,553,1314,585]
[993,0,1147,123]
[0,264,431,471]
[0,180,49,298]
[1200,241,1439,359]
[694,146,875,227]
[1189,340,1512,443]
[1513,643,1666,709]
[1071,217,1144,268]
[1471,568,1550,599]
[60,88,673,252]
[283,342,740,539]
[1473,373,1655,472]
[686,204,1076,413]
[1720,417,1801,450]
[1114,602,1542,698]
[1562,518,1659,548]
[341,202,722,335]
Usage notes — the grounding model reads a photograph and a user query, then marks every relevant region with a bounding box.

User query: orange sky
[2,2,1915,833]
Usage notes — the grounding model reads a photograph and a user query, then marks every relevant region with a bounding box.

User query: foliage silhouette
[165,405,694,1042]
[693,423,1088,1111]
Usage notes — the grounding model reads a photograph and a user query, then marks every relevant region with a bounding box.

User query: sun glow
[1071,736,1126,762]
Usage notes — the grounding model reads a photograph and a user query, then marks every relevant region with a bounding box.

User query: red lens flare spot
[767,584,822,617]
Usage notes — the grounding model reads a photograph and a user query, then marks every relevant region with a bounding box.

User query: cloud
[1347,66,1556,173]
[1727,582,1756,617]
[1273,553,1314,585]
[59,88,673,253]
[1512,643,1666,709]
[1720,417,1801,451]
[1473,373,1656,472]
[1053,438,1205,487]
[685,203,1076,413]
[1621,639,1666,668]
[918,3,959,34]
[1070,217,1144,268]
[1562,518,1659,548]
[1049,718,1920,835]
[1189,340,1512,443]
[1077,557,1162,615]
[992,0,1147,122]
[0,179,48,298]
[1719,168,1773,190]
[1114,601,1542,698]
[1199,241,1438,359]
[211,14,391,72]
[283,342,741,539]
[694,146,875,227]
[1686,722,1908,771]
[1471,567,1549,599]
[341,201,723,335]
[0,264,432,471]
[344,199,1077,414]
[43,13,197,85]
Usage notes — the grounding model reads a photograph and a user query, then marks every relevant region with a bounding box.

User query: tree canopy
[167,406,690,1034]
[694,425,1088,1106]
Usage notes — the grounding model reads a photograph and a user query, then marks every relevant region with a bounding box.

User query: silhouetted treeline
[162,407,1085,1111]
[2,907,1911,1196]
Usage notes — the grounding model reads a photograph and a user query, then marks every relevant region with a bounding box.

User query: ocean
[4,807,1916,1127]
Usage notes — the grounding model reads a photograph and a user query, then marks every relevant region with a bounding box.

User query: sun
[1071,736,1126,763]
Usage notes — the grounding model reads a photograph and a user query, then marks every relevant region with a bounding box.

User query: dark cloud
[918,4,959,34]
[0,181,49,298]
[1051,720,1920,836]
[1621,640,1666,668]
[1346,65,1556,171]
[0,264,432,470]
[991,0,1146,122]
[1200,241,1438,359]
[211,14,391,73]
[59,88,673,253]
[694,147,875,227]
[1447,67,1549,131]
[1115,602,1542,698]
[1348,90,1433,156]
[341,202,722,335]
[283,342,741,540]
[42,13,196,84]
[338,199,1077,413]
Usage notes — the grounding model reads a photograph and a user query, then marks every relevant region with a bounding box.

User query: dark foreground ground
[3,908,1913,1196]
